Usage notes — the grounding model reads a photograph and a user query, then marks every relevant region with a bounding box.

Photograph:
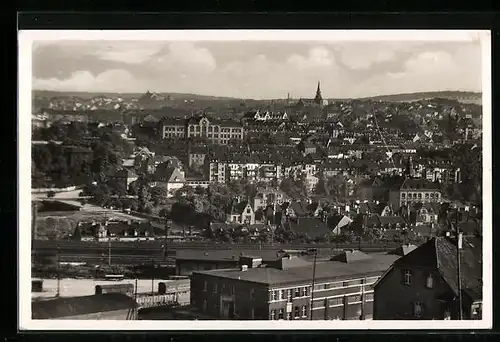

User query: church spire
[314,81,322,104]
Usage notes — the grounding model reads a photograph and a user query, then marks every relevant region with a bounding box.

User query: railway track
[33,240,400,251]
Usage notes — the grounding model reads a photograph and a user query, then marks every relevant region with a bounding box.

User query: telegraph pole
[56,247,61,298]
[309,248,318,320]
[108,239,111,266]
[455,213,464,320]
[151,258,155,297]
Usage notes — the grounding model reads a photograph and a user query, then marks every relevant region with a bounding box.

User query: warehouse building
[189,250,399,320]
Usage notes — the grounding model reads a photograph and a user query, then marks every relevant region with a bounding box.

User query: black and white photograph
[18,30,491,330]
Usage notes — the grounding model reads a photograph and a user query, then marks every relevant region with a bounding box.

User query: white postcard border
[18,29,492,331]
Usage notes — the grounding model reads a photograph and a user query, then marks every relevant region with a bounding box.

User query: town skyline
[32,40,482,100]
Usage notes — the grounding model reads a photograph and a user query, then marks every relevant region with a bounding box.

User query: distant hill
[357,91,482,105]
[33,90,482,105]
[32,90,241,102]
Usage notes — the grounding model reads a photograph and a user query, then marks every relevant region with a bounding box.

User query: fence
[32,185,80,193]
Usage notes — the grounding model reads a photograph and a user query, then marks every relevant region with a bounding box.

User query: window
[286,312,292,320]
[294,306,300,318]
[301,305,308,317]
[304,287,309,296]
[348,295,362,303]
[418,193,422,199]
[246,208,251,214]
[401,193,406,198]
[295,288,301,297]
[278,308,285,320]
[270,309,276,320]
[364,293,374,302]
[342,281,350,287]
[274,290,279,300]
[231,286,235,295]
[314,284,323,291]
[426,274,434,289]
[329,297,343,306]
[213,283,218,293]
[287,289,292,301]
[269,291,276,301]
[203,281,207,291]
[425,193,429,199]
[404,270,412,285]
[414,302,423,317]
[280,290,285,300]
[323,283,330,290]
[250,288,255,299]
[250,308,255,319]
[202,300,207,312]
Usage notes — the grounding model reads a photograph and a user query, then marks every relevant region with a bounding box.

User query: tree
[194,186,205,196]
[150,185,169,206]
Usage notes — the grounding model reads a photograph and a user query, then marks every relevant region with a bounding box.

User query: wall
[176,260,238,276]
[191,273,270,320]
[374,266,453,320]
[32,186,79,193]
[60,308,137,320]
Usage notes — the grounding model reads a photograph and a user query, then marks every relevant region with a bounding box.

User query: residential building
[151,165,186,196]
[388,178,442,211]
[108,169,138,191]
[190,251,400,320]
[373,236,482,320]
[253,188,289,211]
[227,201,255,225]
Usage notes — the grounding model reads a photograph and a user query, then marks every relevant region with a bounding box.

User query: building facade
[373,236,482,320]
[389,178,442,210]
[160,115,244,144]
[190,252,399,320]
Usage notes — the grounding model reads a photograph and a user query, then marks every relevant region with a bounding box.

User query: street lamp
[164,219,172,261]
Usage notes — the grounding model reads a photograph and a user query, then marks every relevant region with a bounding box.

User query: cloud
[31,40,482,99]
[33,69,139,93]
[154,42,217,73]
[287,46,336,69]
[94,45,162,64]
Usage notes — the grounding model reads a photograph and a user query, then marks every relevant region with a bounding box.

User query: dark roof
[288,217,331,238]
[395,236,482,299]
[196,254,400,286]
[32,293,136,319]
[175,249,282,263]
[399,178,441,191]
[330,250,372,263]
[230,201,251,215]
[387,244,418,256]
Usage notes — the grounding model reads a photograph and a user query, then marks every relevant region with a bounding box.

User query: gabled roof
[288,217,330,238]
[32,294,136,319]
[387,244,418,256]
[394,236,482,299]
[330,250,371,263]
[400,178,441,191]
[230,201,252,215]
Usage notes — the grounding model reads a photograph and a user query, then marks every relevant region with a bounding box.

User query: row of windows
[401,192,441,199]
[269,287,310,301]
[403,270,435,289]
[187,125,243,133]
[203,282,240,295]
[313,277,378,291]
[313,293,374,308]
[270,305,308,320]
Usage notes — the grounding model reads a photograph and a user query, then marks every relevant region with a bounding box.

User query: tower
[314,81,323,105]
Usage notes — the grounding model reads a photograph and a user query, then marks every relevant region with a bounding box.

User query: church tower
[314,81,323,105]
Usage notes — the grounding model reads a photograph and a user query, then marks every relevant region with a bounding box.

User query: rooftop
[195,254,400,286]
[32,293,136,319]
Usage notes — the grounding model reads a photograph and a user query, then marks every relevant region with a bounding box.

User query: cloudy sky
[32,40,482,99]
